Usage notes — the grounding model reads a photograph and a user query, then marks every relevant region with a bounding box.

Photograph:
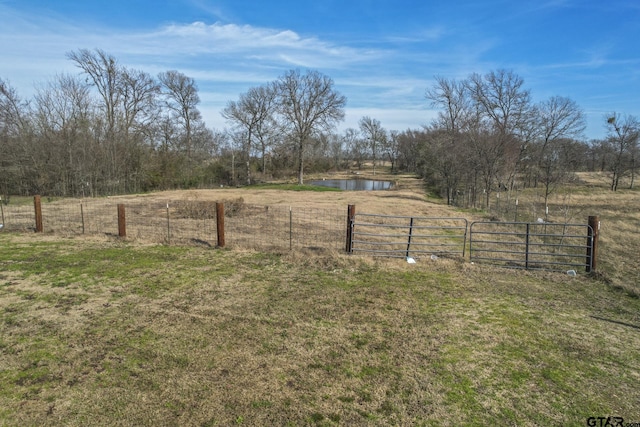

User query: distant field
[1,171,639,426]
[68,170,640,296]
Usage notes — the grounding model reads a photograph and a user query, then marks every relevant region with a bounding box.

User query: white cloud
[158,21,303,47]
[112,21,380,70]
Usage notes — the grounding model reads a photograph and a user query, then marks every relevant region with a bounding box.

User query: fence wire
[1,198,597,272]
[225,205,346,251]
[0,203,34,232]
[0,199,346,252]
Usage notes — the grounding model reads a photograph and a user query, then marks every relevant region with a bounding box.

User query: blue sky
[1,0,639,139]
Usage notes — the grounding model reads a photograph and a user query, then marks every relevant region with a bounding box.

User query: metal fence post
[117,204,126,237]
[34,195,43,233]
[346,204,356,253]
[405,217,414,258]
[525,223,530,269]
[587,215,600,273]
[216,202,225,248]
[289,207,293,251]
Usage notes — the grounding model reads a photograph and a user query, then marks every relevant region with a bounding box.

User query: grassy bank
[1,234,639,426]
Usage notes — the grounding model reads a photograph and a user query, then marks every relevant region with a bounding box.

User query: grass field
[1,172,639,426]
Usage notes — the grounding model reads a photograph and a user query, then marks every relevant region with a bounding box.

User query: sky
[1,0,639,140]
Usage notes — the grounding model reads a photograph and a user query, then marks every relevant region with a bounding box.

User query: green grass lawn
[1,234,639,426]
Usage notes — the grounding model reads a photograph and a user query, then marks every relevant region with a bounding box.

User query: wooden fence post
[289,207,293,251]
[117,204,126,237]
[34,195,43,233]
[586,215,600,273]
[346,204,356,253]
[166,203,171,244]
[80,204,85,234]
[216,202,225,248]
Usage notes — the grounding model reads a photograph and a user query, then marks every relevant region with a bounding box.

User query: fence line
[0,203,35,232]
[224,205,346,252]
[0,197,346,252]
[0,196,600,273]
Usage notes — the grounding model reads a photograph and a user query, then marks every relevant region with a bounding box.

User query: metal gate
[469,221,595,272]
[348,213,468,259]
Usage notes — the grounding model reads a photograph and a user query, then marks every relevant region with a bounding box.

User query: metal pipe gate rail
[469,221,595,272]
[348,213,468,259]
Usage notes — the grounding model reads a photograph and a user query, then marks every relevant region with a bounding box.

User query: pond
[309,179,394,191]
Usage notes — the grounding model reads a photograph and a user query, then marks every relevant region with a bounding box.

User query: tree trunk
[297,139,304,185]
[246,131,252,186]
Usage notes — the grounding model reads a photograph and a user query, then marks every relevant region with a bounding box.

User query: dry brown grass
[97,174,448,217]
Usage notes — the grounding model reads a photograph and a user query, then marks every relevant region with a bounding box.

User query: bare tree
[250,84,280,177]
[535,96,585,207]
[120,68,160,140]
[3,53,227,195]
[467,70,531,136]
[0,78,32,196]
[426,76,470,133]
[326,132,345,170]
[222,83,277,184]
[67,49,120,138]
[605,113,640,191]
[385,130,401,174]
[419,128,469,205]
[159,70,202,160]
[276,69,346,184]
[358,116,386,175]
[630,138,640,189]
[67,49,134,193]
[466,69,533,208]
[396,129,426,173]
[190,121,217,159]
[0,78,29,136]
[537,96,585,156]
[425,76,472,204]
[33,74,96,196]
[342,128,364,169]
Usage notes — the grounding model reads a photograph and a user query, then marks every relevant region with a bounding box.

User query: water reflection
[309,179,393,191]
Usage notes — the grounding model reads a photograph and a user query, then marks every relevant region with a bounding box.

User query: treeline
[417,71,639,208]
[1,51,639,202]
[0,49,351,197]
[1,49,218,197]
